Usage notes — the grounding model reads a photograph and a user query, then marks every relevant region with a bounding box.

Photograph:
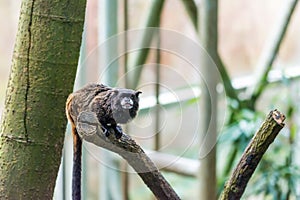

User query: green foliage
[220,109,263,143]
[246,151,300,199]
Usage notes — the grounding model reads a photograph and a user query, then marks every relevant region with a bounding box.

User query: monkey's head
[110,89,142,124]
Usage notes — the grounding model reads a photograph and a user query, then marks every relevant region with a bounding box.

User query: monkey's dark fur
[66,83,141,200]
[90,85,141,138]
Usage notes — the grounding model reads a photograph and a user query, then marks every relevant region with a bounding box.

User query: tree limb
[219,109,286,200]
[146,150,200,177]
[246,0,298,102]
[181,0,198,30]
[180,0,239,103]
[127,0,165,89]
[77,112,180,200]
[214,53,240,102]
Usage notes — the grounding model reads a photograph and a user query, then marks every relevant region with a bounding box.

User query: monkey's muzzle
[120,97,134,109]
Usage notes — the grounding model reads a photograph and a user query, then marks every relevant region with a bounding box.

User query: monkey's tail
[66,94,82,200]
[72,126,82,200]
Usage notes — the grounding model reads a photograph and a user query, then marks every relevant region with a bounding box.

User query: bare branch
[199,0,239,102]
[127,0,165,89]
[181,0,198,30]
[246,0,298,101]
[215,54,240,101]
[219,110,286,200]
[75,111,180,200]
[146,150,200,177]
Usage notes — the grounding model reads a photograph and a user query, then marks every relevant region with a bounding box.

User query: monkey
[66,83,141,200]
[90,87,142,139]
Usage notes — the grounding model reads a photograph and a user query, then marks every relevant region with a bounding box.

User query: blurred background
[1,0,300,199]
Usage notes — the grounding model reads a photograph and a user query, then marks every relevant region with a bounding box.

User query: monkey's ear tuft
[135,91,142,98]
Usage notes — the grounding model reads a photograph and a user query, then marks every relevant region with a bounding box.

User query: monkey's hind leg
[113,125,123,139]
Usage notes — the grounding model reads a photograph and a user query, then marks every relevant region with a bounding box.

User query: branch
[181,0,198,30]
[199,0,239,102]
[215,54,240,101]
[182,0,238,101]
[127,0,165,89]
[146,150,200,177]
[76,111,180,200]
[246,0,298,101]
[219,109,286,200]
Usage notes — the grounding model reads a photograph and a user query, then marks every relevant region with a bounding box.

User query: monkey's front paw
[101,126,110,137]
[114,125,123,139]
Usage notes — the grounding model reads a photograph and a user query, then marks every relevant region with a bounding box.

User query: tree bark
[219,110,285,200]
[0,0,86,199]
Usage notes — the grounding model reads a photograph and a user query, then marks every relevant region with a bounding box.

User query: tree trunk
[0,0,86,199]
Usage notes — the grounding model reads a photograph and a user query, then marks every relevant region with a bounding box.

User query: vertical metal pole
[198,0,219,199]
[122,0,130,199]
[154,29,161,151]
[98,0,122,199]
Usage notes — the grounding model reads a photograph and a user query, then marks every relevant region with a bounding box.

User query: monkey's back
[66,83,112,126]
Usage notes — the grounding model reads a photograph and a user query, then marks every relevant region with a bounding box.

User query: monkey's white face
[120,97,134,109]
[111,89,141,124]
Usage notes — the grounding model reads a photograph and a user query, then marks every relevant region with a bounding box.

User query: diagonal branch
[246,0,298,102]
[181,0,198,30]
[219,109,286,199]
[127,0,165,89]
[180,0,238,102]
[214,53,240,101]
[76,112,180,200]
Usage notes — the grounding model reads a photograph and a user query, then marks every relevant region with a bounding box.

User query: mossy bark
[219,110,285,200]
[0,0,86,199]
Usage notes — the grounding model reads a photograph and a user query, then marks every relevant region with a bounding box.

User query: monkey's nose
[121,97,133,109]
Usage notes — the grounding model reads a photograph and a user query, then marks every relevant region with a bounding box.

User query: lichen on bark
[0,0,87,198]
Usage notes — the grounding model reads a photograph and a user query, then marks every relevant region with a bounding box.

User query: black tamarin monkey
[66,83,141,200]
